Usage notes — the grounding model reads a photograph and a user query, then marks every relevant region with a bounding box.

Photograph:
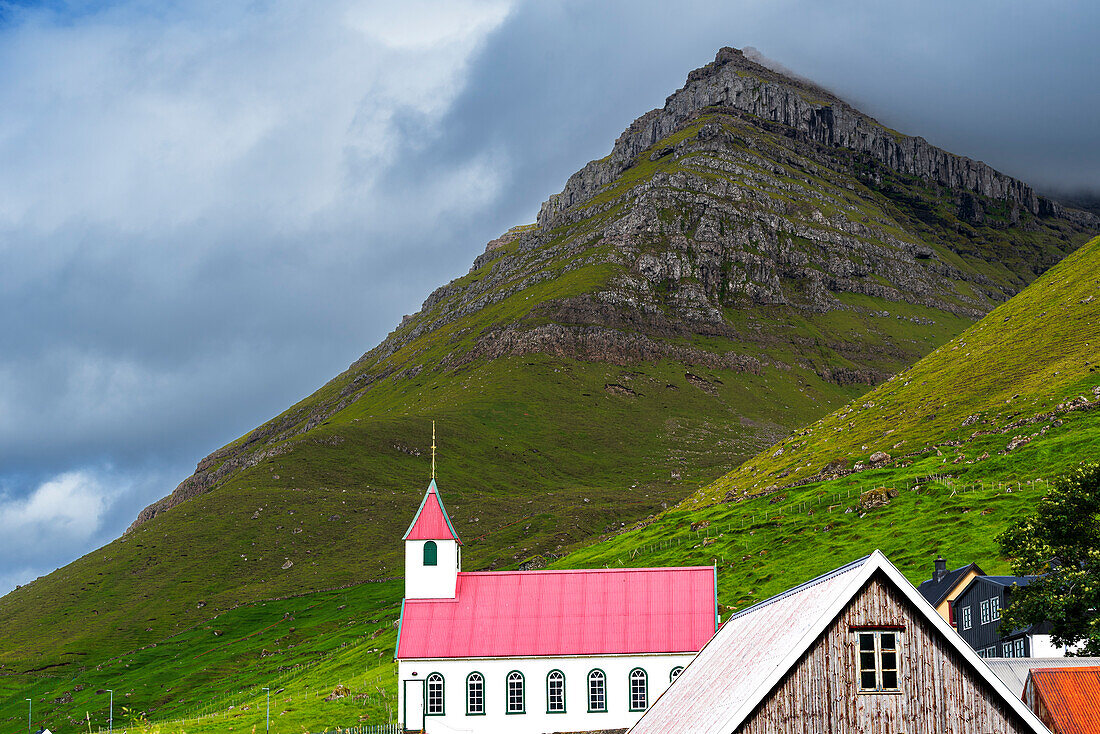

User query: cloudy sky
[1,0,1097,595]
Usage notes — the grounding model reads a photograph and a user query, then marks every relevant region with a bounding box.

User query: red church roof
[1027,666,1100,734]
[403,479,461,544]
[396,566,717,659]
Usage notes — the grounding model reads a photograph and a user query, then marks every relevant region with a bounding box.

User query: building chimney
[933,556,947,582]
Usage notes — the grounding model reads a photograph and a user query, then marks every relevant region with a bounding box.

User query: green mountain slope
[554,234,1100,612]
[1,48,1096,731]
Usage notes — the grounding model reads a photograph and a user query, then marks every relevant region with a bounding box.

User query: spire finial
[431,420,436,481]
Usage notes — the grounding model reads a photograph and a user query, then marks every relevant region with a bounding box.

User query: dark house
[916,555,985,628]
[953,575,1066,658]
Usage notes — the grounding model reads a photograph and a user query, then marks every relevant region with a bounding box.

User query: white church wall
[405,539,459,599]
[398,652,694,734]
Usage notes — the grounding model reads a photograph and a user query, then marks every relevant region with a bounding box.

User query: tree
[997,462,1100,655]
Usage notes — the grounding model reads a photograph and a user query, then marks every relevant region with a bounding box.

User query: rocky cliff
[539,47,1056,225]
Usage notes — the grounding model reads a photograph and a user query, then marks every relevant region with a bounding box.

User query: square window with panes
[991,596,1001,621]
[857,631,901,693]
[961,605,972,630]
[980,598,991,625]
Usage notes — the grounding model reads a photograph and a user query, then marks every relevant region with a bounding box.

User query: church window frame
[670,666,685,682]
[423,540,438,566]
[546,669,566,713]
[426,672,445,716]
[505,670,525,714]
[587,669,607,713]
[465,671,484,716]
[629,667,648,711]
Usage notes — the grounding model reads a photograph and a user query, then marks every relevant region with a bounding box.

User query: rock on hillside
[132,47,1096,530]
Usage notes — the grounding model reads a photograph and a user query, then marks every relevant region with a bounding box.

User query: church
[395,479,718,734]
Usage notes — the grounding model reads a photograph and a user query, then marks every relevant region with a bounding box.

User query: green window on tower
[424,540,438,566]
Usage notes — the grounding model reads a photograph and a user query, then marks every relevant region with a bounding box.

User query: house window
[587,670,606,712]
[670,666,685,682]
[980,598,991,625]
[547,670,565,713]
[629,668,648,711]
[423,540,438,566]
[506,671,525,714]
[426,673,444,715]
[991,596,1001,621]
[961,605,972,630]
[857,631,900,693]
[1015,638,1025,657]
[466,672,484,715]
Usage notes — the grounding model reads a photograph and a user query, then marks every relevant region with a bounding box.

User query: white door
[403,679,425,731]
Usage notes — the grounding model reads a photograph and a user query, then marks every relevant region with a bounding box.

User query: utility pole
[25,698,31,733]
[263,687,270,733]
[107,689,113,734]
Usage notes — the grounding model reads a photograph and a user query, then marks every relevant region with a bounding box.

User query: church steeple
[403,465,461,599]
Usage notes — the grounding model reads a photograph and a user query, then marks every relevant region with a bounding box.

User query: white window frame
[629,668,648,711]
[961,605,972,630]
[546,670,565,713]
[856,630,901,693]
[670,666,684,682]
[980,598,991,625]
[587,669,606,713]
[506,671,525,714]
[426,673,444,715]
[991,595,1001,621]
[466,672,484,716]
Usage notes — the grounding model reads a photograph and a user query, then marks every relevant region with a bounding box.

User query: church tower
[403,478,462,599]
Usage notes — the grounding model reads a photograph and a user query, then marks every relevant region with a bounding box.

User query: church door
[403,679,425,731]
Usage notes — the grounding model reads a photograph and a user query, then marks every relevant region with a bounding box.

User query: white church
[395,479,718,734]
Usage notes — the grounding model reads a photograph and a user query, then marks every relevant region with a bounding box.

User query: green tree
[998,462,1100,655]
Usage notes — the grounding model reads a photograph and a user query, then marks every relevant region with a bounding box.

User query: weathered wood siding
[736,571,1034,734]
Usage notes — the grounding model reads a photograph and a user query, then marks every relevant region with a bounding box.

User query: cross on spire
[431,420,436,480]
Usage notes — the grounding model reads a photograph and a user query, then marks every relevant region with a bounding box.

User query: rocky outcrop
[539,47,1053,226]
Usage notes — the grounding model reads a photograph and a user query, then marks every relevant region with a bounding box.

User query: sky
[1,0,1098,596]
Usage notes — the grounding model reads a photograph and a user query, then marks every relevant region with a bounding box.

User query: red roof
[1028,666,1100,734]
[403,480,461,544]
[397,566,716,659]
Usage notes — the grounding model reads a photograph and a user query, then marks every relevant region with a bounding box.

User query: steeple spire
[430,420,436,481]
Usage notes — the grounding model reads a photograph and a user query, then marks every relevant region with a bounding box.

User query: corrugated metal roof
[987,658,1100,698]
[402,479,462,544]
[396,566,716,658]
[629,550,1050,734]
[1028,666,1100,734]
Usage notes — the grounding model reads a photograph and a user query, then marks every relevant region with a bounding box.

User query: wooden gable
[737,571,1036,734]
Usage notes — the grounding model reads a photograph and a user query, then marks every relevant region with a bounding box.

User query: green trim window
[506,671,525,714]
[466,672,484,715]
[546,670,565,713]
[629,668,648,711]
[670,666,684,682]
[857,631,901,693]
[587,669,606,713]
[423,540,438,566]
[426,673,444,715]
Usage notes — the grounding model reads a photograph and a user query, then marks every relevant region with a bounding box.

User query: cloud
[0,471,112,554]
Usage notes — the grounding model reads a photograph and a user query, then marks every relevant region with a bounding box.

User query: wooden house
[917,555,985,627]
[629,551,1049,734]
[953,575,1068,658]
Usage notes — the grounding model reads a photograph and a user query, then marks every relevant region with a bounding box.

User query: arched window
[506,671,525,713]
[466,672,484,715]
[426,673,444,715]
[587,669,606,713]
[629,668,648,711]
[423,540,438,566]
[670,666,685,682]
[546,670,565,713]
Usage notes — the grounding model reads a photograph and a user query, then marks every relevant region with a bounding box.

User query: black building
[953,575,1060,658]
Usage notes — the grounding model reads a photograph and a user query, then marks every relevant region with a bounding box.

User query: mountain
[1,47,1095,730]
[557,234,1100,612]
